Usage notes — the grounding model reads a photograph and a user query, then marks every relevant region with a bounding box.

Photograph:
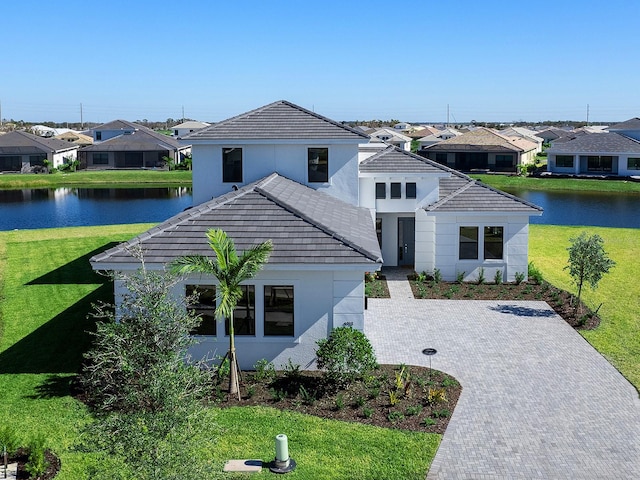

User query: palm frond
[169,255,215,275]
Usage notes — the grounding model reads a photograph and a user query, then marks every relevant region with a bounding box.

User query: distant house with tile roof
[546,131,640,176]
[419,127,538,172]
[91,100,542,369]
[53,131,93,146]
[171,120,211,138]
[0,130,79,172]
[417,127,462,149]
[79,120,190,169]
[607,117,640,141]
[368,127,412,151]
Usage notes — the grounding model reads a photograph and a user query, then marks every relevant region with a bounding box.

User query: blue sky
[2,0,639,124]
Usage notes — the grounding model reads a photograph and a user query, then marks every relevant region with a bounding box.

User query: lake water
[0,187,638,231]
[0,187,193,231]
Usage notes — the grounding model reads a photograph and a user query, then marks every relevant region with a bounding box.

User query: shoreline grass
[0,170,192,189]
[471,174,640,194]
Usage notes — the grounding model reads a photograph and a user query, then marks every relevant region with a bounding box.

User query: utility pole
[182,105,185,123]
[446,104,450,126]
[0,100,2,127]
[586,104,589,125]
[80,103,84,130]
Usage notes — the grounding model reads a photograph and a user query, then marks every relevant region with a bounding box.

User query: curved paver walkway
[365,269,640,479]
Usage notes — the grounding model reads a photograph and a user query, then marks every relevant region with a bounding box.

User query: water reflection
[0,187,192,231]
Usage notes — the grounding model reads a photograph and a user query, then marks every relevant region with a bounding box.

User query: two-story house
[91,100,541,369]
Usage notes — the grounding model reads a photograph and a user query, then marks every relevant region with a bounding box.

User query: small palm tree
[171,229,272,398]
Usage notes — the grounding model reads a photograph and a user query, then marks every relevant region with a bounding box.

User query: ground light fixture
[269,434,296,474]
[422,348,437,384]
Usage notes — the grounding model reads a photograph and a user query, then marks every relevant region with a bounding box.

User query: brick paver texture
[365,269,640,479]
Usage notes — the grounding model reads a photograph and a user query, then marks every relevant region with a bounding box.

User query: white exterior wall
[52,149,77,168]
[191,142,360,206]
[430,214,530,282]
[548,151,640,176]
[414,209,436,273]
[113,266,369,371]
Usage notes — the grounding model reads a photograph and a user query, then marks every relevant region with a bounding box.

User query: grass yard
[0,225,438,479]
[0,170,192,189]
[471,174,640,194]
[529,224,640,388]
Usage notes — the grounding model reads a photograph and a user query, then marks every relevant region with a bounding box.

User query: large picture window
[495,154,513,169]
[308,147,328,182]
[555,155,573,168]
[226,285,255,335]
[264,286,294,336]
[223,147,243,183]
[587,155,613,172]
[628,158,640,170]
[93,153,109,165]
[484,226,504,259]
[459,227,478,259]
[186,285,217,336]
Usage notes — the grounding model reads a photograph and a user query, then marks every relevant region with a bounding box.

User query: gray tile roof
[608,117,640,131]
[426,173,543,214]
[93,119,140,131]
[547,132,640,154]
[183,100,370,141]
[80,129,183,152]
[424,127,523,153]
[91,173,382,267]
[0,130,78,154]
[359,145,457,175]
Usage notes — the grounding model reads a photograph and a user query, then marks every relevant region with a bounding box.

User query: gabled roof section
[91,173,382,267]
[94,119,140,131]
[80,128,182,152]
[359,145,457,175]
[425,173,542,214]
[0,130,78,154]
[608,117,640,131]
[548,132,640,154]
[183,100,369,141]
[171,120,210,129]
[424,127,524,153]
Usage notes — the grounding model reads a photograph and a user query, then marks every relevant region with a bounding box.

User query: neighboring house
[0,130,79,172]
[53,131,93,146]
[171,120,211,137]
[498,127,544,153]
[417,127,462,149]
[419,127,538,172]
[31,125,74,138]
[393,122,412,131]
[535,127,573,144]
[91,100,541,369]
[369,128,412,151]
[79,120,190,169]
[607,117,640,141]
[546,132,640,176]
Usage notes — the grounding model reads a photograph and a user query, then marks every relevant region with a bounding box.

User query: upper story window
[375,183,386,199]
[390,182,401,199]
[264,286,294,336]
[96,132,102,141]
[308,147,328,183]
[406,183,417,199]
[223,147,243,183]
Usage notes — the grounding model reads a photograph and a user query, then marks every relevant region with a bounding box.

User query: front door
[398,217,415,266]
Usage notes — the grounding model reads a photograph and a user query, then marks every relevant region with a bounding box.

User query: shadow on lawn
[0,284,113,375]
[26,243,120,285]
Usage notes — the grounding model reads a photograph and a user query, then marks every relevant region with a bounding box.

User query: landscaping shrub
[25,435,49,479]
[316,326,378,387]
[528,261,544,284]
[0,426,20,456]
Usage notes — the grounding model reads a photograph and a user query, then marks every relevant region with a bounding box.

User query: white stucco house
[0,130,79,172]
[171,120,211,137]
[91,100,541,369]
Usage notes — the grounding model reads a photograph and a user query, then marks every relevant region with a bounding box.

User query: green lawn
[471,174,640,194]
[529,225,640,389]
[0,170,192,189]
[0,225,438,479]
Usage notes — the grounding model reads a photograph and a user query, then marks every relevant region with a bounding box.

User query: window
[186,285,217,335]
[0,156,21,171]
[484,226,504,259]
[93,153,109,165]
[264,286,294,336]
[628,158,640,170]
[223,147,243,183]
[225,285,254,335]
[587,155,613,172]
[308,147,328,182]
[29,155,46,166]
[459,227,478,259]
[375,182,386,199]
[435,153,448,165]
[390,182,401,199]
[96,132,102,141]
[495,154,513,169]
[174,130,179,136]
[406,182,417,199]
[556,155,573,168]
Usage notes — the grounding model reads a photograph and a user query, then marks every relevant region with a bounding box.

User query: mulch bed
[7,448,60,480]
[218,364,461,434]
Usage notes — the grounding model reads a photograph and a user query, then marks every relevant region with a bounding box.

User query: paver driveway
[365,270,640,479]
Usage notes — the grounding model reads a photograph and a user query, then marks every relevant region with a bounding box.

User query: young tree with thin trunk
[564,231,615,317]
[171,229,272,399]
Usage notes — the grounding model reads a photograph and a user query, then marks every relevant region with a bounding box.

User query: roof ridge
[254,176,382,262]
